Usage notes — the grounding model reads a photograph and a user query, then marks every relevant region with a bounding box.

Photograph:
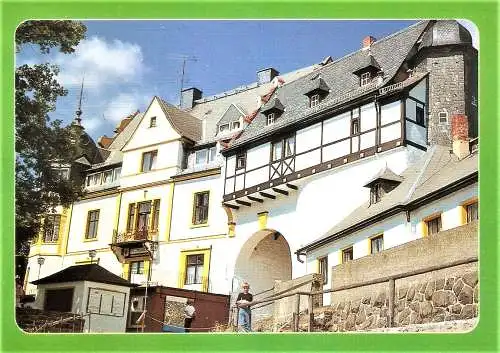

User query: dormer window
[219,124,230,133]
[266,113,276,126]
[370,183,382,204]
[360,72,371,86]
[364,167,403,205]
[149,116,157,128]
[310,94,320,108]
[232,121,241,130]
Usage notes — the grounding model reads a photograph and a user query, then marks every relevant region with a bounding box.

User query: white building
[26,20,478,318]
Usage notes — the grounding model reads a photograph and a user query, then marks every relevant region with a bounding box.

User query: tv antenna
[179,55,198,104]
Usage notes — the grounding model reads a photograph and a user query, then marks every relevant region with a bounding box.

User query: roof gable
[122,97,185,151]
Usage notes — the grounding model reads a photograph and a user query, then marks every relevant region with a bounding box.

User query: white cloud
[103,92,149,123]
[55,36,144,90]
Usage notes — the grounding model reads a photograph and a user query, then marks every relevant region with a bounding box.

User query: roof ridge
[301,20,428,81]
[402,145,437,203]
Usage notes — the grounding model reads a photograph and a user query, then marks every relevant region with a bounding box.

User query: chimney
[257,67,279,85]
[451,114,469,159]
[180,87,202,110]
[363,36,376,48]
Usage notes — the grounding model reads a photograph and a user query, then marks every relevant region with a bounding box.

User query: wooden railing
[236,256,478,332]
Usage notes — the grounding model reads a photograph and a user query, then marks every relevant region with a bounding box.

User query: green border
[1,1,498,353]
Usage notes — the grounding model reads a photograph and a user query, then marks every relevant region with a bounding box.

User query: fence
[229,256,478,332]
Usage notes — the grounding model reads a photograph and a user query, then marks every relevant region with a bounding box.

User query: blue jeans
[238,308,252,332]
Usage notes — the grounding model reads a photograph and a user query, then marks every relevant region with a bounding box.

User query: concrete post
[308,295,314,332]
[388,278,395,327]
[293,294,300,332]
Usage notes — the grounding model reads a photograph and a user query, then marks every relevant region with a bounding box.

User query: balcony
[110,228,158,263]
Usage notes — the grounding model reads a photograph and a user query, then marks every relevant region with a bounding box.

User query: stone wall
[321,266,478,332]
[322,222,478,332]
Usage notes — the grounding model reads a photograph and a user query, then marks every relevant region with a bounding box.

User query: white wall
[120,141,183,188]
[380,101,401,126]
[169,175,228,241]
[246,143,270,171]
[323,112,350,144]
[33,281,85,312]
[296,122,322,154]
[66,195,119,254]
[360,103,377,132]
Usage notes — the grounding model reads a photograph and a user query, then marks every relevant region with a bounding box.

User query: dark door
[44,288,74,312]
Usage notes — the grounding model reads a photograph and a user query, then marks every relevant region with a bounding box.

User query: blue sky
[16,20,478,142]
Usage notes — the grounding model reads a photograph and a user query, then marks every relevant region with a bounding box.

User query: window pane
[285,137,295,157]
[196,150,207,165]
[371,236,383,254]
[466,202,478,223]
[113,167,121,181]
[103,171,112,183]
[142,153,151,171]
[209,147,217,162]
[151,151,157,170]
[272,141,282,161]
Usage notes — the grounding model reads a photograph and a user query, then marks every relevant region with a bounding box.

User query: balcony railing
[112,228,153,244]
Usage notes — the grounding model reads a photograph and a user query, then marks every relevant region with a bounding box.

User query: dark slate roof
[261,97,285,113]
[363,166,404,187]
[298,145,478,253]
[352,53,382,74]
[419,20,472,49]
[157,97,202,142]
[216,104,246,129]
[226,20,430,150]
[303,77,330,95]
[31,264,136,287]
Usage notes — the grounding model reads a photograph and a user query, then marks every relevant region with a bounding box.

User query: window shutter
[122,263,130,280]
[143,260,150,281]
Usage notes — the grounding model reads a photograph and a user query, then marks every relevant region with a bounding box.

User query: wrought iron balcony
[110,228,159,264]
[112,228,154,244]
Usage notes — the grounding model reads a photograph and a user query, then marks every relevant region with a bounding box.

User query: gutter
[295,171,478,255]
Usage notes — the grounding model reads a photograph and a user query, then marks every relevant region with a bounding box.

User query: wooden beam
[286,183,298,190]
[223,203,239,210]
[260,192,276,200]
[236,200,251,207]
[273,188,289,196]
[248,196,264,203]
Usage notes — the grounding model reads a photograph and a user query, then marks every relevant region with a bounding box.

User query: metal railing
[112,228,153,243]
[234,256,478,332]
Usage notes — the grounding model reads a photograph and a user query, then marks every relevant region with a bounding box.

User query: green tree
[15,21,87,255]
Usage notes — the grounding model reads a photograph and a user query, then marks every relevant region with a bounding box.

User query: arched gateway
[233,229,292,323]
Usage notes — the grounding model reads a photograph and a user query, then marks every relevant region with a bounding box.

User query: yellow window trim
[460,197,478,225]
[178,247,211,292]
[368,233,384,255]
[165,183,175,242]
[191,190,210,227]
[122,263,130,280]
[126,198,162,234]
[75,258,100,265]
[84,209,100,241]
[422,212,442,237]
[40,214,63,245]
[339,245,354,264]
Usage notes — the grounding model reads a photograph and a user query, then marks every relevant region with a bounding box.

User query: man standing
[236,282,253,332]
[184,299,196,333]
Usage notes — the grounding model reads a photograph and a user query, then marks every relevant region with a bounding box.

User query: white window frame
[360,72,371,86]
[219,124,230,133]
[266,112,275,126]
[310,94,320,108]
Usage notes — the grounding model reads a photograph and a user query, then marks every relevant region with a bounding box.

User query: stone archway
[233,229,292,323]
